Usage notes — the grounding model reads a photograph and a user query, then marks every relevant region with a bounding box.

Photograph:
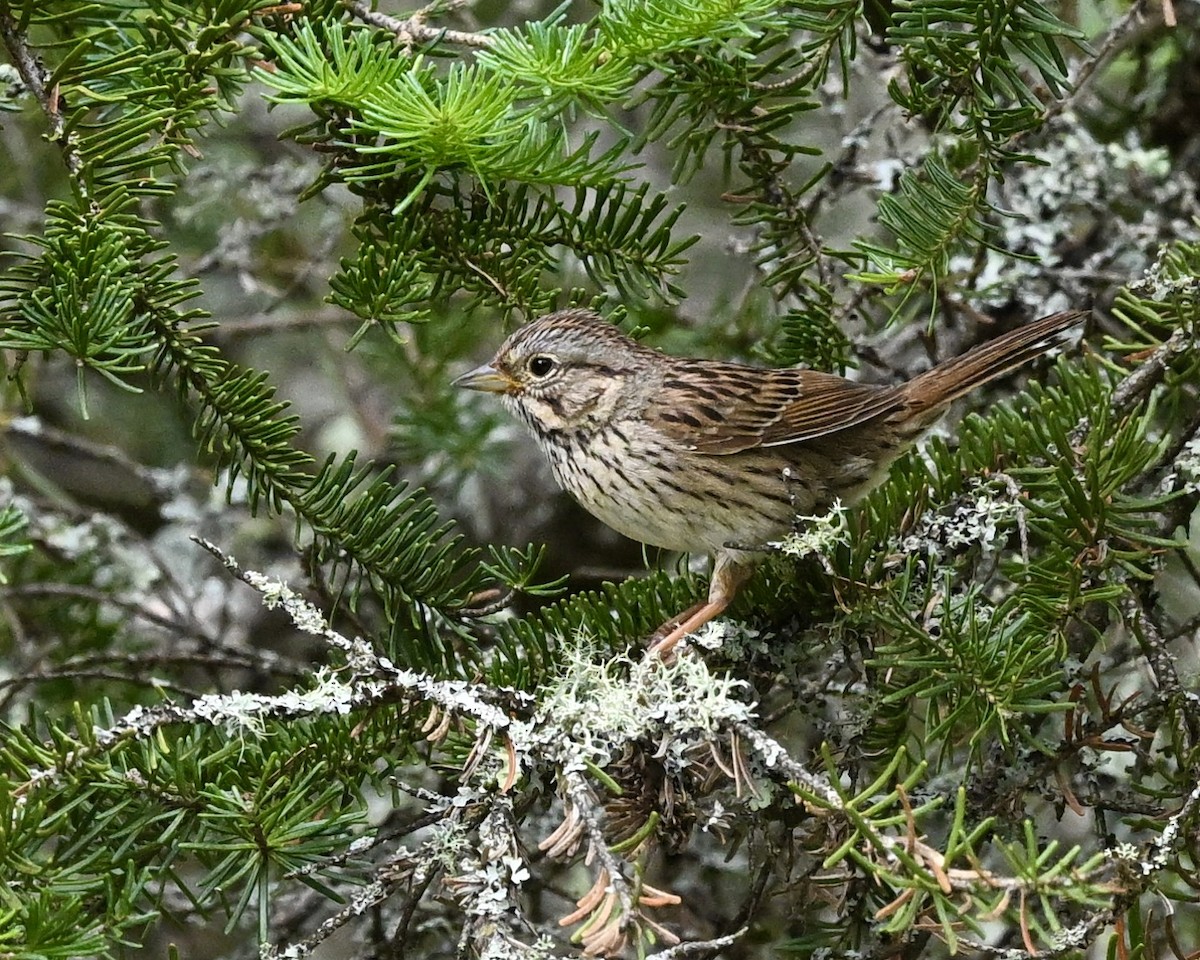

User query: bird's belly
[543,428,804,556]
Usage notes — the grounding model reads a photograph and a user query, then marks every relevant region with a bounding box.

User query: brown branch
[216,307,358,337]
[0,667,203,698]
[343,0,494,50]
[1122,590,1200,744]
[649,928,748,959]
[0,5,86,184]
[1039,1,1152,132]
[0,581,204,637]
[1070,325,1192,446]
[1110,325,1192,415]
[5,417,187,501]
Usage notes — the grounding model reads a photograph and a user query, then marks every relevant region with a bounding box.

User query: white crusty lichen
[771,499,850,560]
[687,618,767,661]
[476,934,555,960]
[965,115,1178,314]
[241,568,334,638]
[190,689,274,735]
[440,798,544,960]
[1173,436,1200,494]
[1131,243,1200,303]
[186,668,366,734]
[897,483,1017,560]
[533,641,756,767]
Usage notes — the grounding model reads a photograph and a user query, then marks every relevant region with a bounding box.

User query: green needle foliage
[1,1,1198,958]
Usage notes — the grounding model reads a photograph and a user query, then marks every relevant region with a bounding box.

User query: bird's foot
[645,599,710,662]
[644,553,754,661]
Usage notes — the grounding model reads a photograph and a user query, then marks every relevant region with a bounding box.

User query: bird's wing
[650,362,904,455]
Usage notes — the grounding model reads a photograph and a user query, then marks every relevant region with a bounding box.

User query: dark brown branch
[0,5,86,183]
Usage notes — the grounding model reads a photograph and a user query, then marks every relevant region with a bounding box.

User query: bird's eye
[528,355,556,377]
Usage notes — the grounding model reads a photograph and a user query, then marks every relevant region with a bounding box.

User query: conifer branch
[1109,325,1192,417]
[1038,0,1148,130]
[650,928,749,958]
[0,5,84,182]
[344,0,495,50]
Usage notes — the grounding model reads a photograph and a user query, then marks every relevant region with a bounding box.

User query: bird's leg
[646,553,754,659]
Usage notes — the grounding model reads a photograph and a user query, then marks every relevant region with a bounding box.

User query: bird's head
[454,309,655,435]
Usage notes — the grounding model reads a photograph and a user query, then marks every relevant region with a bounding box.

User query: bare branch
[343,0,494,50]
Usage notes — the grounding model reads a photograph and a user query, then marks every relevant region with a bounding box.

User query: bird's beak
[453,363,517,395]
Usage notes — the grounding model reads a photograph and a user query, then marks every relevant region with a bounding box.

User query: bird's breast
[533,420,806,556]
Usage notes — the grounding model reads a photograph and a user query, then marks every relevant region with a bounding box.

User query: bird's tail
[900,309,1088,414]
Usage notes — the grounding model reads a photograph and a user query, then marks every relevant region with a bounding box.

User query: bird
[454,307,1087,657]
